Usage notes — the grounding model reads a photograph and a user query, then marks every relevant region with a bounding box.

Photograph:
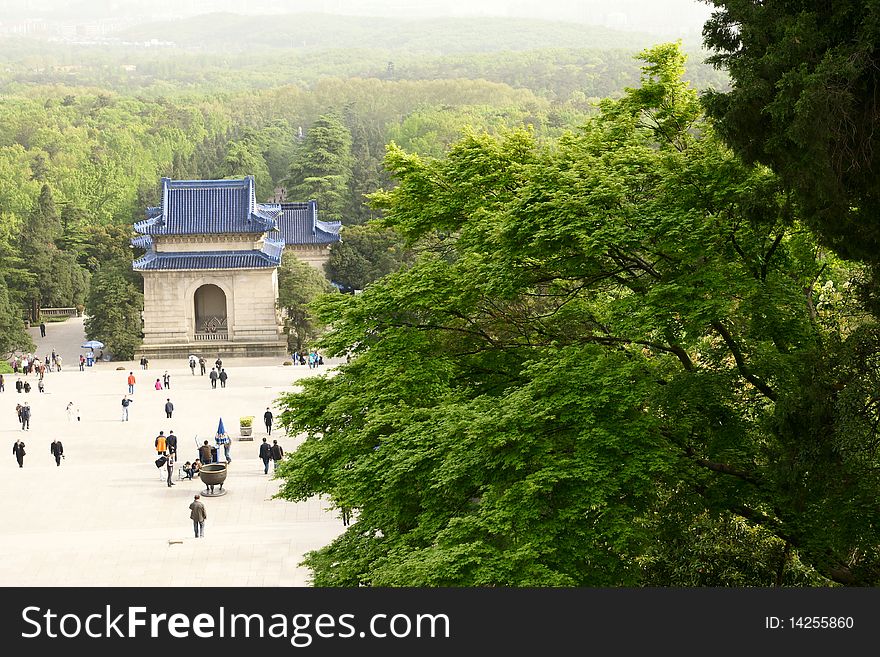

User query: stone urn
[200,462,227,496]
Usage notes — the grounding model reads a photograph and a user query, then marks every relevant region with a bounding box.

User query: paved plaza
[0,317,345,586]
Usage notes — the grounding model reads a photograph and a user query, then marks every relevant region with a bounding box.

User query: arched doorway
[194,284,228,340]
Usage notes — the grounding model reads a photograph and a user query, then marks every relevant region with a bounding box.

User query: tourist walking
[55,354,62,371]
[12,439,25,467]
[189,355,196,375]
[166,451,176,487]
[199,357,206,375]
[154,378,162,390]
[20,401,30,430]
[215,356,223,371]
[209,369,218,389]
[79,354,85,371]
[259,437,272,474]
[127,372,136,394]
[189,494,206,538]
[39,321,46,338]
[121,395,132,421]
[163,371,170,389]
[219,369,228,388]
[263,407,273,434]
[50,439,64,466]
[165,398,174,418]
[271,440,283,471]
[66,401,74,421]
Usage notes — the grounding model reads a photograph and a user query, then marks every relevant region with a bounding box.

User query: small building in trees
[132,177,340,359]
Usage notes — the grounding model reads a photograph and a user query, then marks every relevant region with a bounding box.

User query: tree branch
[760,232,785,281]
[711,320,778,401]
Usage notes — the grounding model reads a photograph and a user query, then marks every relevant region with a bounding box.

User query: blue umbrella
[82,340,104,349]
[216,417,227,437]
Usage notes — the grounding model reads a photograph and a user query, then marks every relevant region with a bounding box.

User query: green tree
[219,141,273,202]
[18,184,83,320]
[702,1,880,267]
[277,254,336,354]
[325,224,412,291]
[284,114,354,222]
[275,44,880,586]
[84,265,143,360]
[0,282,34,359]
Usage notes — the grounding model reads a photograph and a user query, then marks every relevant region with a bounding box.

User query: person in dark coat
[270,440,284,471]
[166,430,178,457]
[218,369,228,388]
[198,440,213,464]
[50,439,64,466]
[20,402,30,430]
[39,321,46,338]
[12,439,25,467]
[258,437,272,474]
[209,369,218,389]
[165,398,174,418]
[263,408,273,435]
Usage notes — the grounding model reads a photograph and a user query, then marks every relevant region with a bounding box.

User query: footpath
[0,317,344,586]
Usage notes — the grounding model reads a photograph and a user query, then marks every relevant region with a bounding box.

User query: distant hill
[117,12,670,54]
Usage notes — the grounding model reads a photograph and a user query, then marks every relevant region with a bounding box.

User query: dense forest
[0,14,725,361]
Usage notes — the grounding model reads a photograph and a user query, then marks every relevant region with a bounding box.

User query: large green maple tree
[276,44,880,586]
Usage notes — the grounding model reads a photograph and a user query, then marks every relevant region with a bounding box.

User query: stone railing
[194,332,229,341]
[41,307,78,317]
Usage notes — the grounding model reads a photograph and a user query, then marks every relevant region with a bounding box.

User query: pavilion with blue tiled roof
[132,176,340,359]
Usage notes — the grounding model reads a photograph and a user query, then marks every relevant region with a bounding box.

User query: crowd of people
[8,351,63,378]
[291,350,324,368]
[6,337,341,536]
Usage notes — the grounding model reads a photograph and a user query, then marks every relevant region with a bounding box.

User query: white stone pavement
[0,317,345,586]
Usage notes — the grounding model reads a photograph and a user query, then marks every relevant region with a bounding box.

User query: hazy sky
[0,0,715,36]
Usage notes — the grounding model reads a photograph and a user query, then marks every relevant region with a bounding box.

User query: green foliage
[325,224,413,291]
[276,43,880,586]
[84,265,143,360]
[0,283,34,359]
[703,1,880,265]
[285,114,354,222]
[277,254,336,354]
[219,143,273,202]
[15,183,89,319]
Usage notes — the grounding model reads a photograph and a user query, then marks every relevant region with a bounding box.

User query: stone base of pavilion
[138,338,289,360]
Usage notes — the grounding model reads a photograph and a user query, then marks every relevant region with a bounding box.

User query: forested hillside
[0,12,728,361]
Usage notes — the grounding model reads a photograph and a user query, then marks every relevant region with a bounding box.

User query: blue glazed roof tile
[130,178,346,273]
[134,177,276,236]
[133,249,282,271]
[131,235,153,250]
[269,200,342,246]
